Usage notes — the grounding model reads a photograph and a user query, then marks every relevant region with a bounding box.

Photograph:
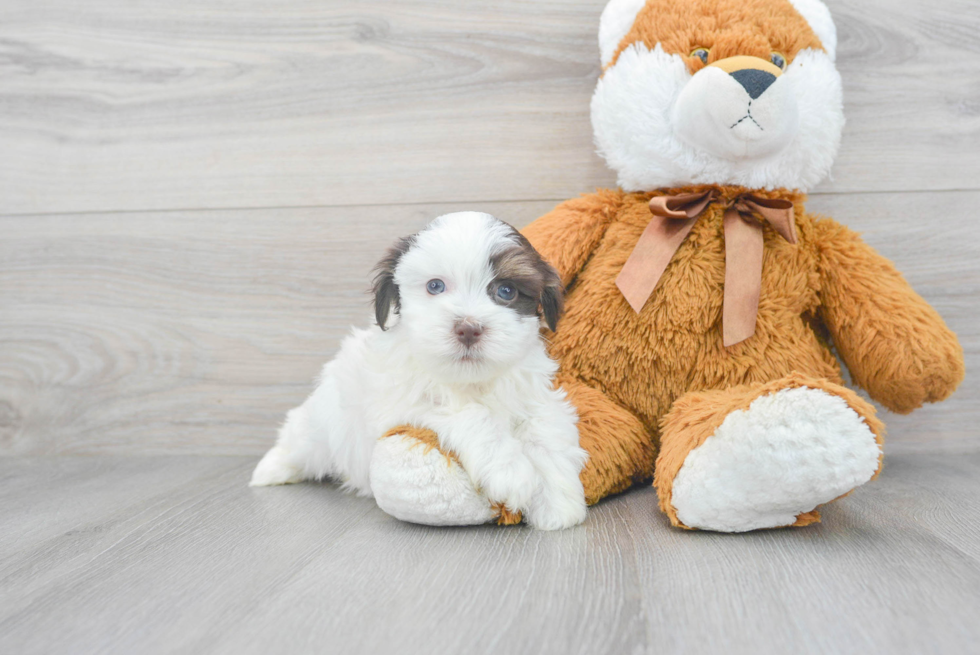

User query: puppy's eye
[496,284,517,302]
[770,52,787,70]
[691,48,709,65]
[426,279,446,295]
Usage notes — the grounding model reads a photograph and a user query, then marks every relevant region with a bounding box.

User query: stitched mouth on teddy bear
[730,101,764,132]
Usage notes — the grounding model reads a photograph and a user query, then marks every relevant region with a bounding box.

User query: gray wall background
[1,0,977,456]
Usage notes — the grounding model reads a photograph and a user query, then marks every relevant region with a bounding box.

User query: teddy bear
[367,0,964,532]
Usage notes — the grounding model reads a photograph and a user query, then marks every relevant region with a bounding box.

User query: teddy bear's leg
[369,378,656,525]
[370,426,520,527]
[655,373,885,533]
[560,378,657,505]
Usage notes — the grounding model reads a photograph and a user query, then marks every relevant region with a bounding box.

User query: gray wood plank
[626,467,980,655]
[1,192,976,456]
[0,0,978,216]
[211,491,648,655]
[0,457,376,654]
[0,454,978,655]
[0,199,553,455]
[0,456,245,560]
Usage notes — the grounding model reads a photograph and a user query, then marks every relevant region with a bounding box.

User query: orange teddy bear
[370,0,964,532]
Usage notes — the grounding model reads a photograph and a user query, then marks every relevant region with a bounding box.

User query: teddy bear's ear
[598,0,648,67]
[371,236,415,331]
[787,0,837,60]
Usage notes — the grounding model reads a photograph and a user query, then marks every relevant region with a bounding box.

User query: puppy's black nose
[731,68,777,100]
[454,319,483,348]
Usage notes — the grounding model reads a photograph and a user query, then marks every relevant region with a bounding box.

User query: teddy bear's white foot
[667,386,882,533]
[370,432,498,527]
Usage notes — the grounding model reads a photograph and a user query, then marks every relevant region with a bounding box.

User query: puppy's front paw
[480,455,538,513]
[526,489,587,531]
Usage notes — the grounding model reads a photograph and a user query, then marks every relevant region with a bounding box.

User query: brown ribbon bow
[615,190,797,347]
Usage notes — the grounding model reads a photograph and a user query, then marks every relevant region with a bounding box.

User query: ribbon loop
[744,198,796,244]
[649,191,716,220]
[615,190,797,347]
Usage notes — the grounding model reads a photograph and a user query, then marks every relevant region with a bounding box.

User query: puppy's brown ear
[540,265,564,332]
[371,236,414,331]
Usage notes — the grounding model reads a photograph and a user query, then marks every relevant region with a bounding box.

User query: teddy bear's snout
[708,55,784,101]
[730,69,777,100]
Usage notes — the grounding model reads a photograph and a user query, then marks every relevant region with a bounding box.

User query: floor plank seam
[2,188,978,220]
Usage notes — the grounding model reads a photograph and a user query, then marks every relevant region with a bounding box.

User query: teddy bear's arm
[521,190,623,287]
[813,217,964,414]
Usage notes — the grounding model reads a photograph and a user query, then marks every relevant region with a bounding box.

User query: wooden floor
[2,453,979,655]
[2,0,979,653]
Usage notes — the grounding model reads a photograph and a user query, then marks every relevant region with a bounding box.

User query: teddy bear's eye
[770,52,787,70]
[691,48,710,65]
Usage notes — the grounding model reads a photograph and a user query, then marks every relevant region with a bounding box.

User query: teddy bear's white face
[591,0,843,192]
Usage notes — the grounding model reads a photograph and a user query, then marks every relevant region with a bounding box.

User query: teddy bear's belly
[549,217,840,432]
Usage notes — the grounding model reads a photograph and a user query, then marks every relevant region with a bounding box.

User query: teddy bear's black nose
[731,69,777,100]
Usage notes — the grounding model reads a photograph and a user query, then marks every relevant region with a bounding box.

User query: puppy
[250,211,588,530]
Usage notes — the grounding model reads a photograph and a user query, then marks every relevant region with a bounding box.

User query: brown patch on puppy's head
[489,228,564,332]
[371,235,416,330]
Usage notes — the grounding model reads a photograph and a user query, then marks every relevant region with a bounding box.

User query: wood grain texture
[0,0,978,216]
[1,2,977,652]
[0,454,978,655]
[0,200,550,455]
[1,192,976,456]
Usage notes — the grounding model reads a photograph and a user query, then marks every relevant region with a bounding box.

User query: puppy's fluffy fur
[250,211,588,530]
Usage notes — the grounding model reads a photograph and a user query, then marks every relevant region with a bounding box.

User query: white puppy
[250,211,588,530]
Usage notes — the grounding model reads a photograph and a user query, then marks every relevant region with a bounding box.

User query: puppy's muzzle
[454,318,484,348]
